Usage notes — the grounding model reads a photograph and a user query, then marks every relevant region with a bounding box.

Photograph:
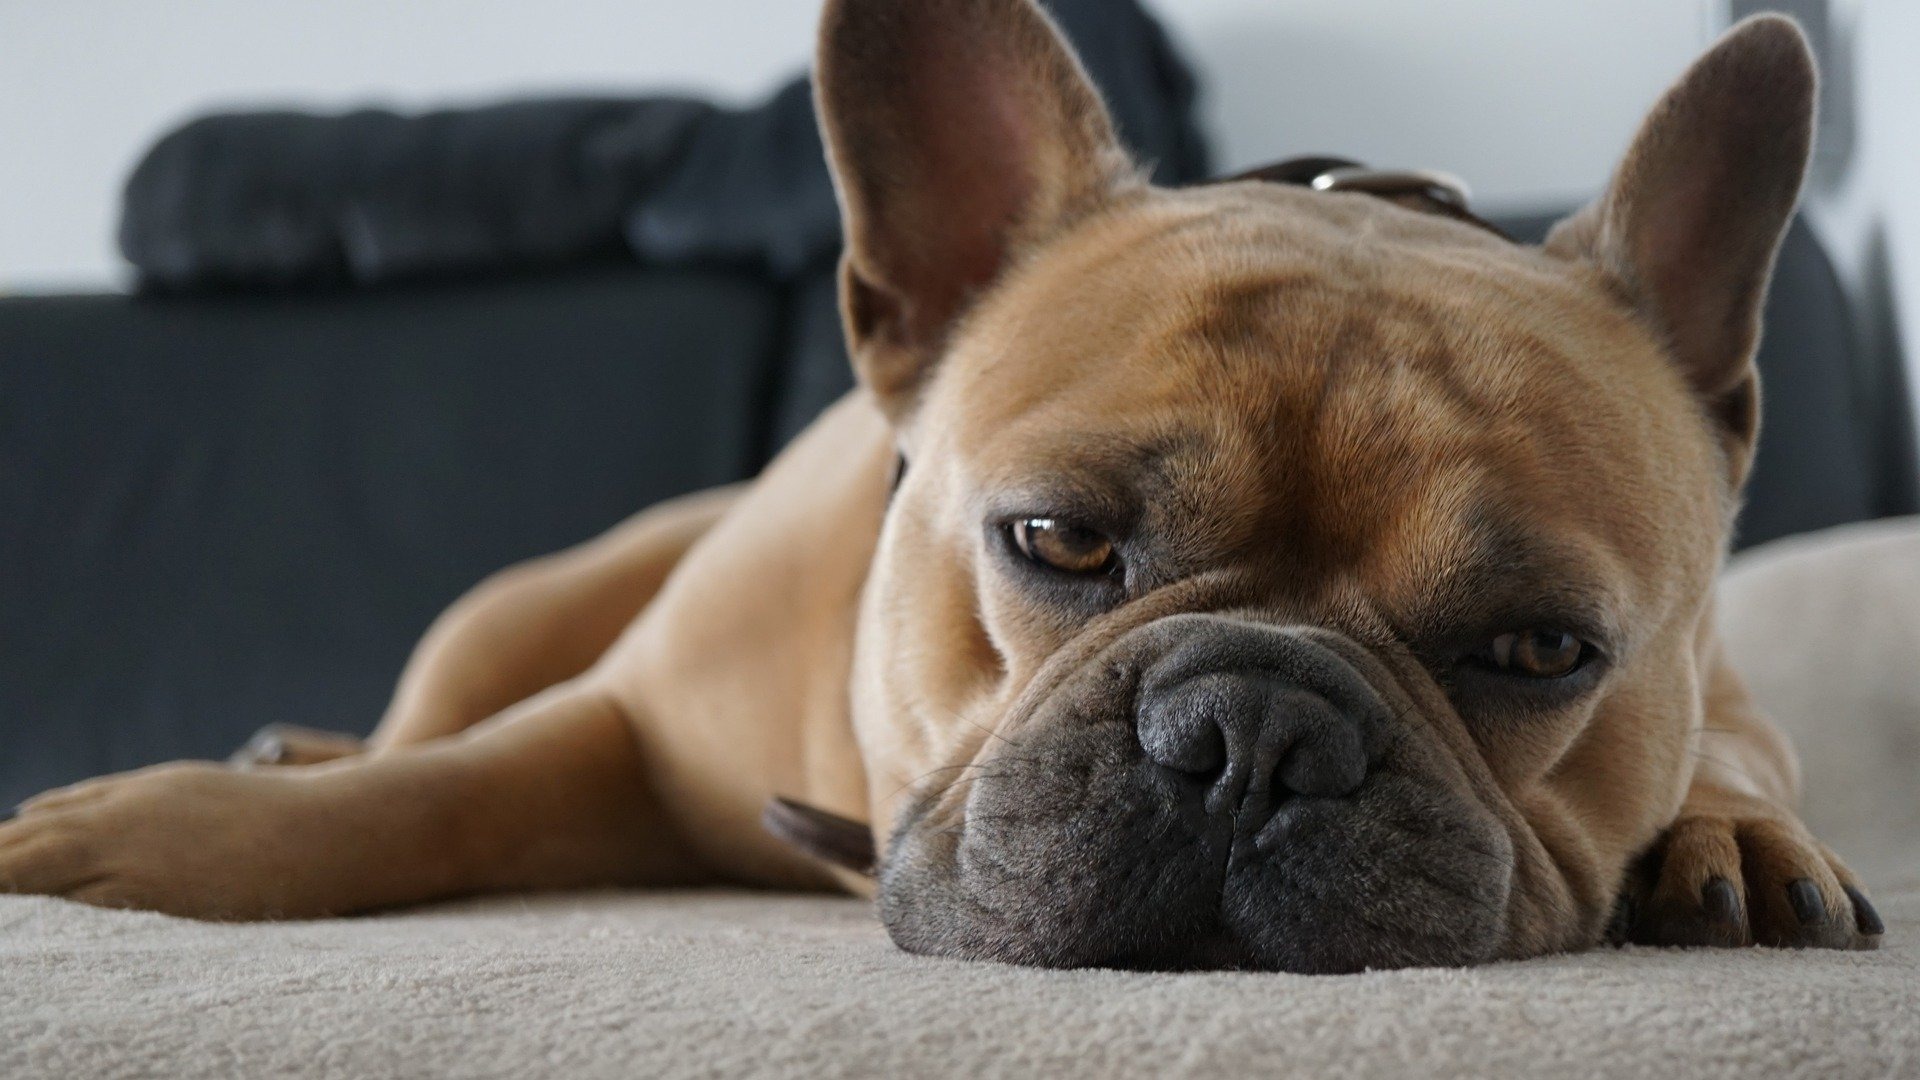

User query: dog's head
[815,0,1815,971]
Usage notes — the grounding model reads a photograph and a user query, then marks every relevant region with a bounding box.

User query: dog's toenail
[1702,877,1740,923]
[1603,894,1637,944]
[1787,879,1825,924]
[1843,884,1885,936]
[254,735,287,764]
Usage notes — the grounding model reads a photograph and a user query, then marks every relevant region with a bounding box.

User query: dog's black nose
[1136,628,1376,829]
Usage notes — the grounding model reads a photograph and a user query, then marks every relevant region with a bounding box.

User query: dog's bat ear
[1546,15,1815,476]
[814,0,1136,423]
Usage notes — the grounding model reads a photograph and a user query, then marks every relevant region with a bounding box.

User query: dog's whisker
[928,700,1025,750]
[1689,750,1765,788]
[912,758,1042,809]
[883,755,1042,806]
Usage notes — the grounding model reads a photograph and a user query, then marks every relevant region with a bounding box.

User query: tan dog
[0,0,1884,969]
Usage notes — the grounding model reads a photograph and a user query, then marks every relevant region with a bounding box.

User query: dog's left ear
[1546,15,1816,476]
[815,0,1136,423]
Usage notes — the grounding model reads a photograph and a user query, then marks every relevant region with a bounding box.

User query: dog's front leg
[0,684,701,919]
[232,484,745,768]
[1617,642,1883,950]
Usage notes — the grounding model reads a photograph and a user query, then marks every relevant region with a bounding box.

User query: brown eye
[1010,518,1116,575]
[1483,630,1587,678]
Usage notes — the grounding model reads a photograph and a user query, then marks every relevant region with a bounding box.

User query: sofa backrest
[1,225,1912,809]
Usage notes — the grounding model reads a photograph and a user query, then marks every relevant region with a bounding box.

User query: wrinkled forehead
[921,184,1719,605]
[938,184,1624,423]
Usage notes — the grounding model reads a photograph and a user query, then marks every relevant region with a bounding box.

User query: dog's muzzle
[870,613,1514,972]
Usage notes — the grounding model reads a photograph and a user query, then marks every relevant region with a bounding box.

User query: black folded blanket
[120,0,1209,291]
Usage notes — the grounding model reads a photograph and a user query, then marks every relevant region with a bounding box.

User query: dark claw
[1603,890,1639,945]
[1787,878,1826,925]
[1844,884,1885,937]
[252,733,288,764]
[1702,877,1741,923]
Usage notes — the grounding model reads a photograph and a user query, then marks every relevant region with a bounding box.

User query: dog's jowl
[0,0,1882,970]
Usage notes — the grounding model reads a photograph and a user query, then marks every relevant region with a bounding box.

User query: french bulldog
[0,0,1883,971]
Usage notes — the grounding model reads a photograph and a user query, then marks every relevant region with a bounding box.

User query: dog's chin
[876,717,1516,973]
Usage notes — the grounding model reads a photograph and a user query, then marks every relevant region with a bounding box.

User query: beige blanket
[6,518,1918,1080]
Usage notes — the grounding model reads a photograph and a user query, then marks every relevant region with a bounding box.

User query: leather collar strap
[1214,155,1511,241]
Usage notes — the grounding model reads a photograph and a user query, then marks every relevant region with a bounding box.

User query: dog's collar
[1212,155,1511,241]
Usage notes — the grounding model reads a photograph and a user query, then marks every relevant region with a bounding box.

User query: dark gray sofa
[1,0,1913,808]
[5,214,1912,810]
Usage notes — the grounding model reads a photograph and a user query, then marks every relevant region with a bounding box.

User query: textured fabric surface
[1717,517,1920,890]
[3,518,1918,1079]
[2,888,1915,1080]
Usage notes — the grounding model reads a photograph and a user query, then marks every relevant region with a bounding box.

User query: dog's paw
[0,762,322,920]
[1612,798,1883,951]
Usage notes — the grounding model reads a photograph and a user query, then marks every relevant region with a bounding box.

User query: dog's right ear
[1545,16,1816,482]
[815,0,1136,423]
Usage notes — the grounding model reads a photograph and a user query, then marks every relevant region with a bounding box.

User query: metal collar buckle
[1213,155,1510,241]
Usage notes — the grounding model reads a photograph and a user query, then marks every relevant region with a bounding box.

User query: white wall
[1160,0,1707,200]
[0,0,821,290]
[0,0,1712,291]
[0,0,1913,441]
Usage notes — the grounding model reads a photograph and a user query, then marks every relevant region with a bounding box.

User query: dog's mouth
[863,614,1517,972]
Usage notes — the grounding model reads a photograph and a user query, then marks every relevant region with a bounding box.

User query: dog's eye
[1476,630,1590,679]
[1009,518,1116,575]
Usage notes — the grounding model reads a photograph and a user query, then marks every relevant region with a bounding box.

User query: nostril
[1274,707,1368,799]
[1137,677,1230,776]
